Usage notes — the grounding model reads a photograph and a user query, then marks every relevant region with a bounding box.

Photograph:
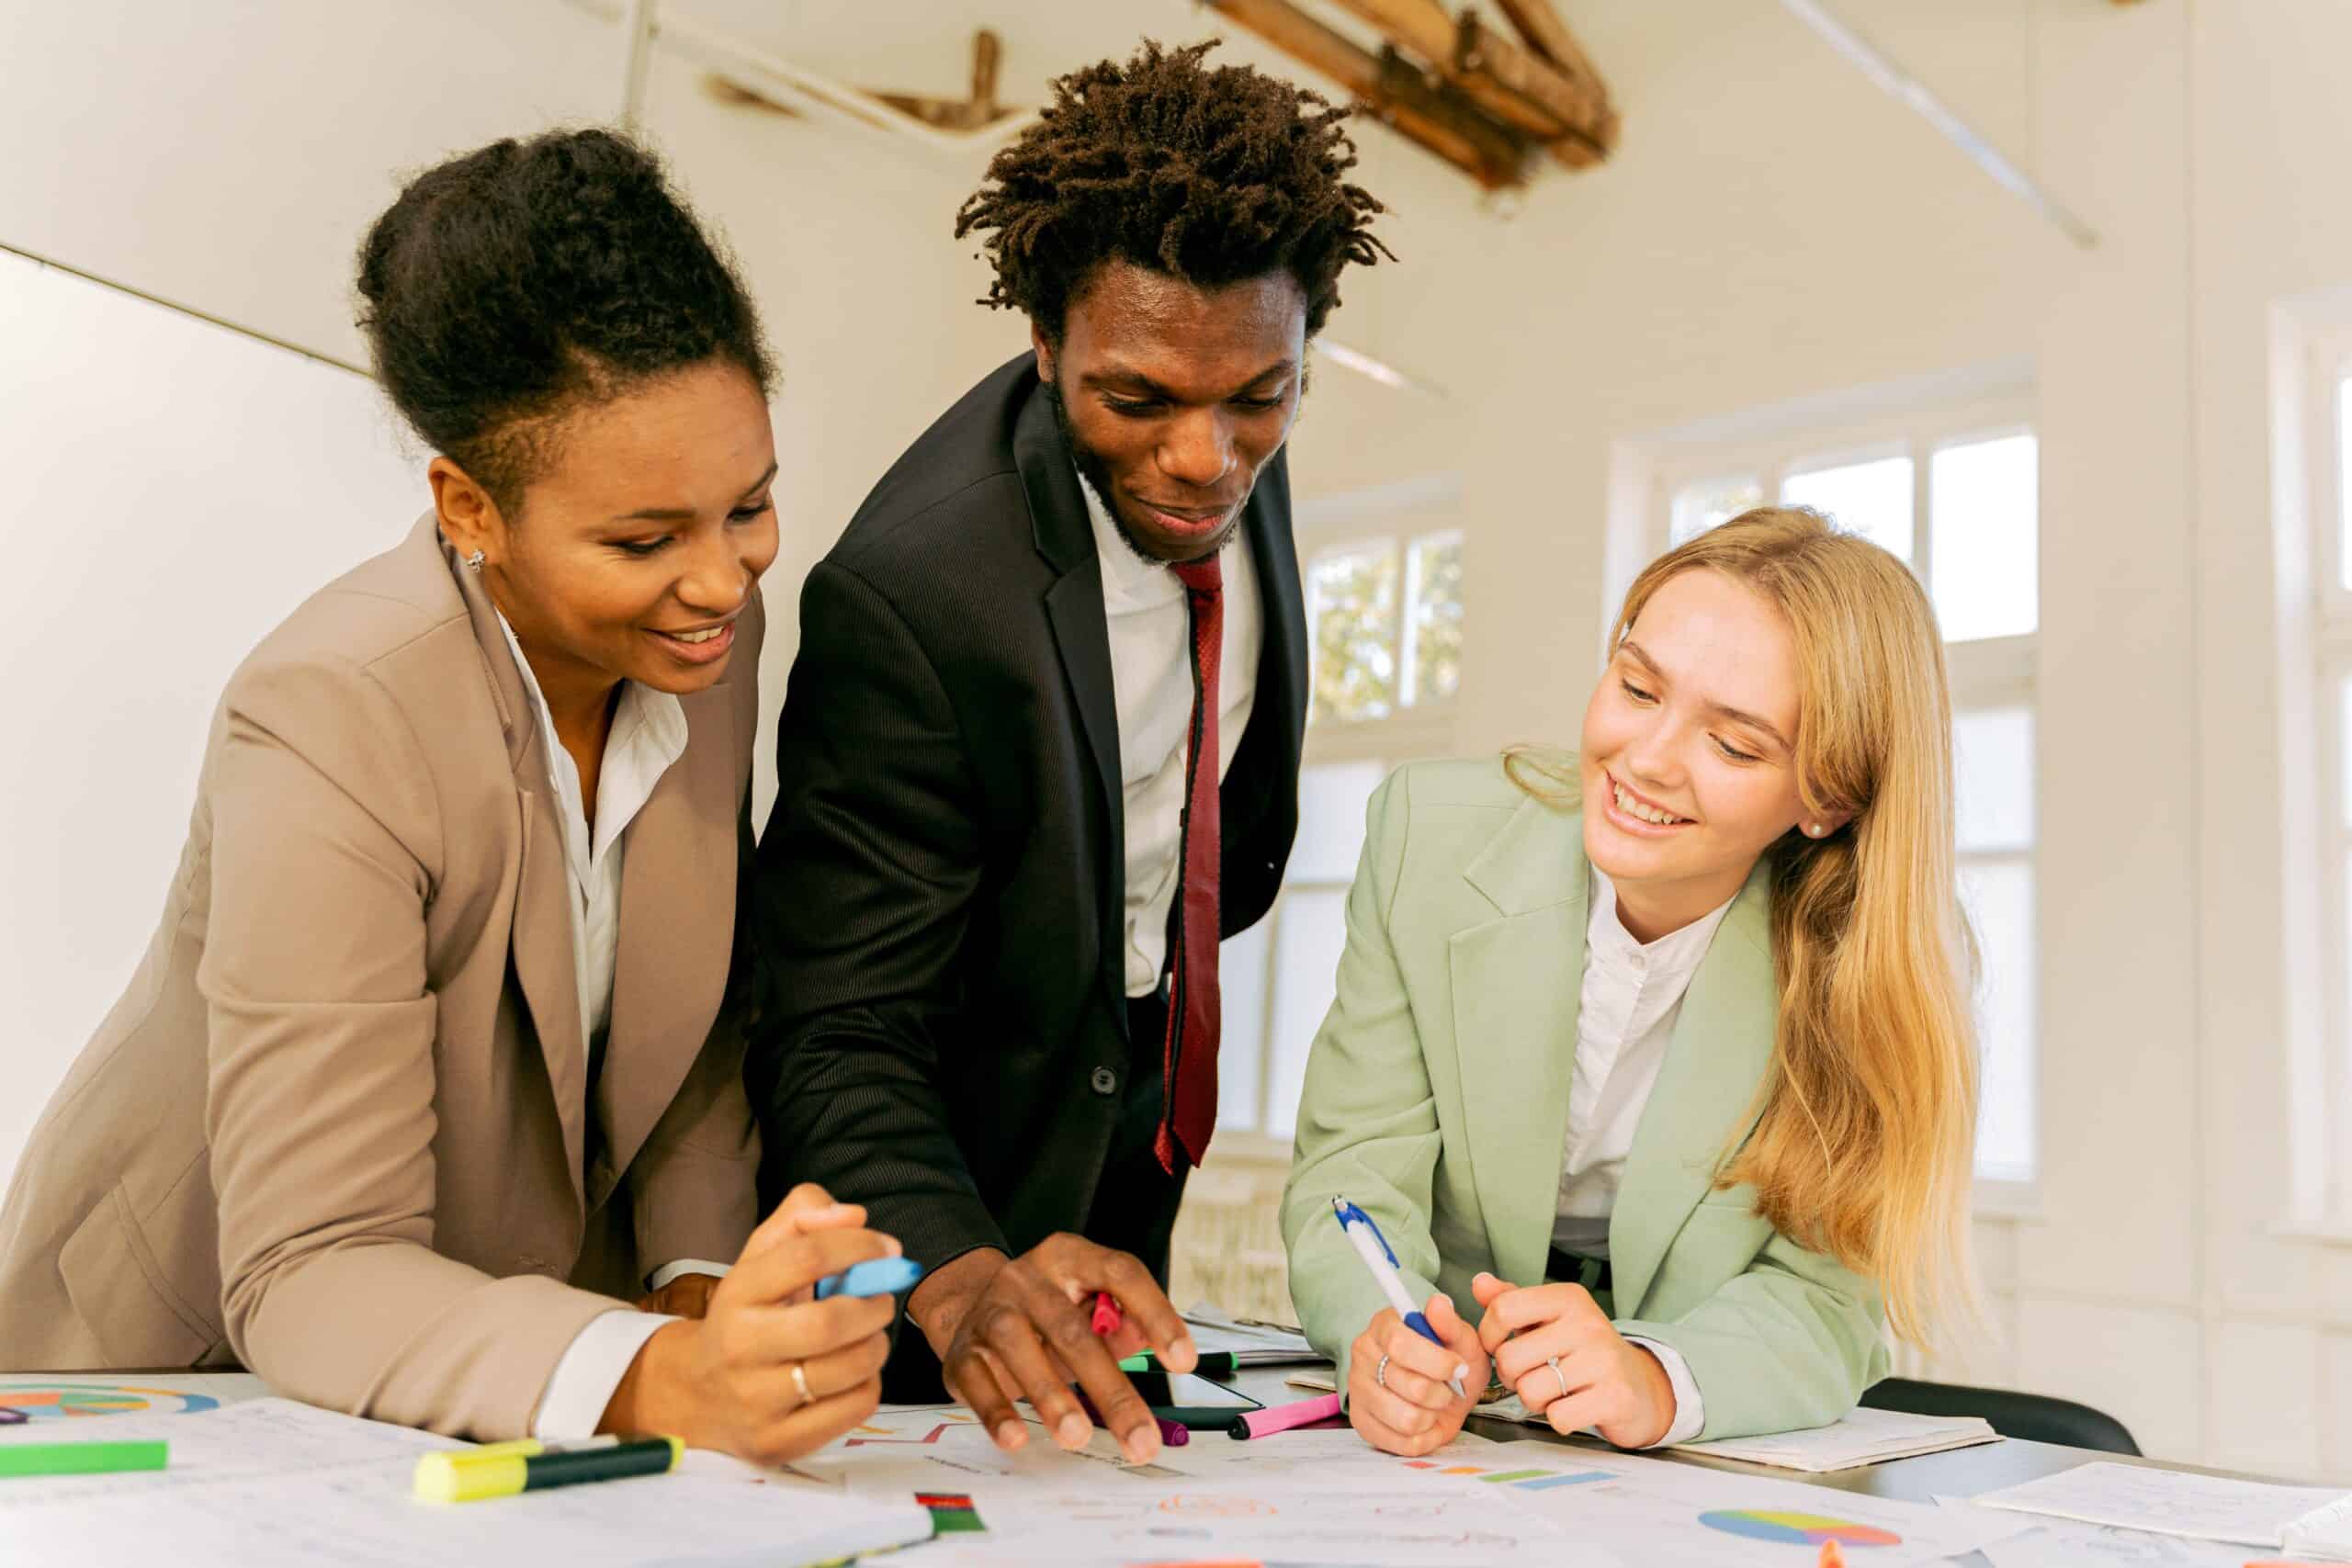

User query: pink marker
[1227,1392,1345,1439]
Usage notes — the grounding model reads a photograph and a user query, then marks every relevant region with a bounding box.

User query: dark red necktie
[1156,555,1224,1173]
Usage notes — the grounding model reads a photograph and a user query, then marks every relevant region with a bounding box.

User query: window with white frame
[1212,482,1464,1153]
[1655,396,2041,1187]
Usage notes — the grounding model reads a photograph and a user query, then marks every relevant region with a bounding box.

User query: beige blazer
[0,514,763,1438]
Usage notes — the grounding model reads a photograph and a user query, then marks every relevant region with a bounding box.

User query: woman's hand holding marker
[1343,1296,1487,1458]
[601,1183,900,1467]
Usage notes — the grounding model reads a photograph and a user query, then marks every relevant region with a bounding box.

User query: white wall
[6,0,2349,1476]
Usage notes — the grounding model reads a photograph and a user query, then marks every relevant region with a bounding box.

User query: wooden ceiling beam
[1206,0,1533,190]
[1327,0,1615,164]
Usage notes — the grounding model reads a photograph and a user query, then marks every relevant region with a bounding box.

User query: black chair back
[1861,1376,2142,1455]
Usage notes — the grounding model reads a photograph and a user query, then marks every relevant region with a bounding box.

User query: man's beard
[1043,377,1167,566]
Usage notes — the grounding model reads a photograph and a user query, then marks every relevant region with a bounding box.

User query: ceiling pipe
[1779,0,2098,251]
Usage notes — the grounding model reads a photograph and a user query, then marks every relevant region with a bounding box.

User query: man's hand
[911,1235,1196,1464]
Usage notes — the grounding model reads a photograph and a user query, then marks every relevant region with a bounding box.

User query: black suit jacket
[746,354,1307,1384]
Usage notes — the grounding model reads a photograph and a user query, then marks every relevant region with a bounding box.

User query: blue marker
[1331,1197,1465,1399]
[815,1257,926,1301]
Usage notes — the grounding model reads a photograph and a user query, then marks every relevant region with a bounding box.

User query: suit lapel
[1227,449,1307,844]
[1449,797,1589,1292]
[1015,375,1129,1026]
[596,684,738,1201]
[435,516,591,1207]
[1607,859,1777,1315]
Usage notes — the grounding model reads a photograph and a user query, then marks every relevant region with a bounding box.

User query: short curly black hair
[356,128,773,513]
[955,39,1390,344]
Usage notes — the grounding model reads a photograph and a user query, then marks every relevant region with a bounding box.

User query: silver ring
[789,1360,813,1405]
[1546,1355,1568,1400]
[1374,1353,1391,1389]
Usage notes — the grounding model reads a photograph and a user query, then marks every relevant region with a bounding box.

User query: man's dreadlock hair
[955,39,1391,344]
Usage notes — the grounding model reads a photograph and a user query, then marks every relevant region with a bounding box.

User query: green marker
[0,1439,169,1478]
[1118,1351,1238,1377]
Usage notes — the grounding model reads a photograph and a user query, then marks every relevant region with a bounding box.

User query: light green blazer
[1280,756,1889,1441]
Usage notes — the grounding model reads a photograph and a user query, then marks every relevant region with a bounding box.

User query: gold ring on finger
[790,1360,813,1405]
[1374,1352,1391,1389]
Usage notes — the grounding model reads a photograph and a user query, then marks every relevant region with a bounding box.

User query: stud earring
[466,549,485,571]
[1805,822,1825,838]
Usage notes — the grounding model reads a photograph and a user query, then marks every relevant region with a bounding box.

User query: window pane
[1953,706,2034,853]
[1930,434,2039,642]
[2338,377,2352,593]
[1216,918,1269,1133]
[1962,859,2037,1182]
[1406,532,1464,707]
[1781,455,1915,561]
[1670,476,1764,544]
[1264,888,1349,1140]
[1291,761,1387,882]
[1308,542,1400,723]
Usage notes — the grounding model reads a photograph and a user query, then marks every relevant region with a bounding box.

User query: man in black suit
[746,40,1390,1464]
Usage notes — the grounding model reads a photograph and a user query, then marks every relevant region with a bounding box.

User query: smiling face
[432,357,779,709]
[1579,568,1829,940]
[1034,259,1306,564]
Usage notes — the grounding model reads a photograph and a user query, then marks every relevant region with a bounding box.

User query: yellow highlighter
[413,1435,682,1504]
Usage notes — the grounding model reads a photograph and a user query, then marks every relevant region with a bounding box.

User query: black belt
[1545,1246,1613,1296]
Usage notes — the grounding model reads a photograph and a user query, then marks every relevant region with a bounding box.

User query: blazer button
[1090,1066,1118,1097]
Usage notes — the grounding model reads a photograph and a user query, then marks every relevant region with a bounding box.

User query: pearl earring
[1805,823,1825,837]
[466,549,485,571]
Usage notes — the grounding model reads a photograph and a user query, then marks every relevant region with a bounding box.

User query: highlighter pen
[1227,1392,1344,1439]
[0,1439,167,1478]
[413,1435,681,1503]
[1331,1197,1466,1399]
[814,1257,926,1301]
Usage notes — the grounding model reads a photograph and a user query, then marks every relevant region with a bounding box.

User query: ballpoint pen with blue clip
[1330,1196,1465,1399]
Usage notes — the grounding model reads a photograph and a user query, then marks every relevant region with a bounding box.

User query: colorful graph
[1402,1457,1615,1492]
[915,1491,985,1534]
[0,1383,220,1421]
[1699,1509,1903,1548]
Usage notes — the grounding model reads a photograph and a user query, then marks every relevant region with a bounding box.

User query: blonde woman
[1280,507,1977,1456]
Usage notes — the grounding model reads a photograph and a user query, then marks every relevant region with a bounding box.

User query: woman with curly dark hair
[744,39,1389,1466]
[0,129,897,1463]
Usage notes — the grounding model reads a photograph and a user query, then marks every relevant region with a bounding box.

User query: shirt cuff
[533,1310,677,1439]
[1623,1335,1706,1447]
[646,1258,733,1292]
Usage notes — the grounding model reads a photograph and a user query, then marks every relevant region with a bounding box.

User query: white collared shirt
[1079,473,1264,998]
[1555,865,1739,1448]
[493,615,708,1438]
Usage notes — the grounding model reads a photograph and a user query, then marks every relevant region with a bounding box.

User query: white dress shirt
[1078,474,1264,998]
[1554,866,1738,1448]
[493,615,712,1438]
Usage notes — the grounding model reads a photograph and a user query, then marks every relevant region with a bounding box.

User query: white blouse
[1554,866,1739,1447]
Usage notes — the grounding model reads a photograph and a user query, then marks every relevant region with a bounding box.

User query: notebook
[0,1397,937,1567]
[1182,1303,1328,1365]
[1973,1459,2352,1552]
[1282,1372,1998,1470]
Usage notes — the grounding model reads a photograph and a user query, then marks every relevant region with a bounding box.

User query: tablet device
[1121,1371,1264,1429]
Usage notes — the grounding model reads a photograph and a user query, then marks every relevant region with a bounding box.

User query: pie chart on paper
[0,1383,222,1421]
[1699,1508,1903,1547]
